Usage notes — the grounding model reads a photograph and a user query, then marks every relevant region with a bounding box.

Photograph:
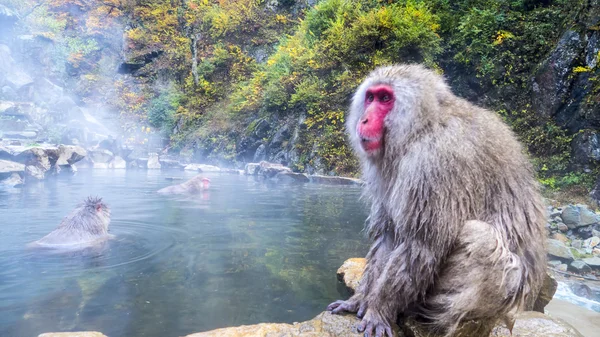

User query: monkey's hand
[357,308,395,337]
[326,294,367,317]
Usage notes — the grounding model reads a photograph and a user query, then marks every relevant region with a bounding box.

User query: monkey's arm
[327,203,392,317]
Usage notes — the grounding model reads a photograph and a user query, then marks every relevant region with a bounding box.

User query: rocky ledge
[0,143,86,185]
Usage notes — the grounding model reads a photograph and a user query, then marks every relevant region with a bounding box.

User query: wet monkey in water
[327,64,546,337]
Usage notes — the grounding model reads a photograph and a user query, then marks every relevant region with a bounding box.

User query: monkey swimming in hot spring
[327,64,546,337]
[29,196,113,250]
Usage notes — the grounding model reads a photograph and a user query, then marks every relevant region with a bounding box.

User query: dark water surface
[0,170,369,337]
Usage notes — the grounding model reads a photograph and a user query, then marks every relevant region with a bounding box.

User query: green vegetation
[6,0,596,191]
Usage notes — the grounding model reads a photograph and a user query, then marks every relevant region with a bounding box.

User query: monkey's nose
[361,118,368,124]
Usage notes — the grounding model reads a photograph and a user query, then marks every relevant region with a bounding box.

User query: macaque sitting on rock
[30,196,112,249]
[157,175,211,195]
[327,64,547,337]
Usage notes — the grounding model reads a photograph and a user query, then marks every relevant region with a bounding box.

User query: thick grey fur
[32,196,112,248]
[327,64,547,337]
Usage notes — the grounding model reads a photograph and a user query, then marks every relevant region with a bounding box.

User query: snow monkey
[30,196,112,250]
[157,175,211,195]
[327,64,546,337]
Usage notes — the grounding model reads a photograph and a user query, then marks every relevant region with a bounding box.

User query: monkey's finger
[385,326,394,337]
[326,300,343,311]
[363,322,374,337]
[357,305,366,318]
[375,325,385,337]
[357,320,367,332]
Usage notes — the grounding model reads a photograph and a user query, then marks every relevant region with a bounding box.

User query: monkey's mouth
[360,137,383,153]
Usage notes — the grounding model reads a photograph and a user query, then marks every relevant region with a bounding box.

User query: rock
[548,260,562,267]
[88,149,113,164]
[253,144,266,162]
[55,145,86,166]
[582,256,600,268]
[0,172,23,186]
[257,161,291,178]
[336,258,366,293]
[25,165,45,180]
[547,239,573,262]
[532,30,584,118]
[552,233,569,243]
[273,171,309,183]
[558,223,569,232]
[147,153,161,169]
[244,162,260,175]
[308,175,363,185]
[571,240,583,249]
[187,310,583,337]
[197,164,221,172]
[108,156,126,169]
[583,236,600,249]
[572,130,600,164]
[556,263,568,272]
[560,205,600,229]
[159,158,184,169]
[569,260,592,273]
[186,311,384,337]
[489,311,583,337]
[531,273,558,313]
[0,159,24,174]
[38,333,108,337]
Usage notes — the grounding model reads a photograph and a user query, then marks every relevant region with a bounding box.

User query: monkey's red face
[201,177,211,189]
[357,85,395,155]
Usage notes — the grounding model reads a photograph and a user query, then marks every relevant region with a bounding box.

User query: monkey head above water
[157,175,211,195]
[30,196,112,249]
[327,64,546,337]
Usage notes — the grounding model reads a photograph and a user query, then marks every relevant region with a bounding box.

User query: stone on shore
[273,171,309,183]
[561,205,600,229]
[185,311,389,337]
[38,333,107,337]
[147,153,161,169]
[308,175,362,186]
[547,239,575,261]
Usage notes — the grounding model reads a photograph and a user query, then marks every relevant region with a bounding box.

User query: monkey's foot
[357,309,394,337]
[326,298,367,317]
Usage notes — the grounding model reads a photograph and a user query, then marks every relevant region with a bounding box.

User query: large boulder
[55,145,86,166]
[560,205,600,229]
[88,149,113,164]
[0,44,33,91]
[0,159,24,186]
[147,153,161,169]
[547,239,575,261]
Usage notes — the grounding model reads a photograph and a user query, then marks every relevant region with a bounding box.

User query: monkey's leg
[327,235,391,318]
[417,220,526,336]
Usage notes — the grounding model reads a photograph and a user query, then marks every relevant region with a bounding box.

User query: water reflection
[0,170,369,337]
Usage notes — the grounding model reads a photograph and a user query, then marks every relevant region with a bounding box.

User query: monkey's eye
[367,94,374,102]
[381,94,391,102]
